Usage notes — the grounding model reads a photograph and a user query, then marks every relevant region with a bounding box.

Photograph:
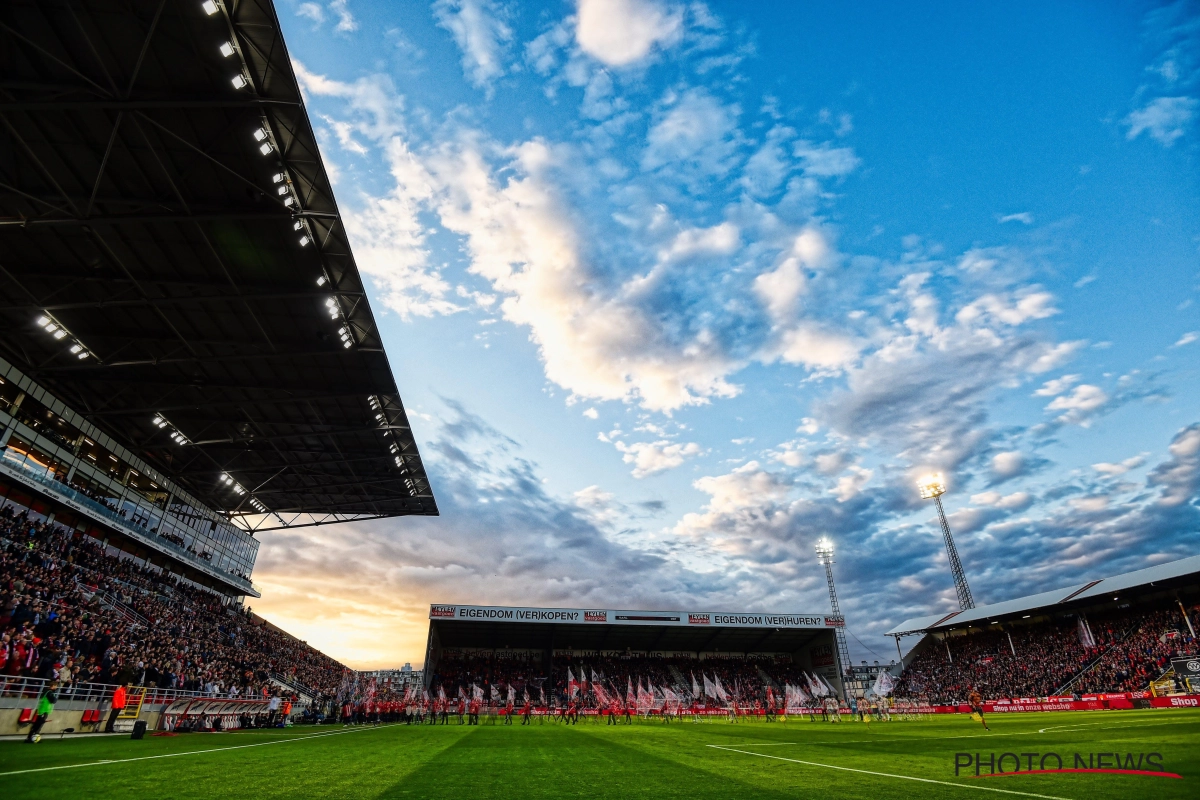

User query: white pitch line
[706,745,1072,800]
[1038,719,1200,734]
[0,723,396,778]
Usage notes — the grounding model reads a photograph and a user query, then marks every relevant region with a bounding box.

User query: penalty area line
[705,745,1072,800]
[0,723,397,777]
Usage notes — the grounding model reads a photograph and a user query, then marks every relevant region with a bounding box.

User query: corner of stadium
[1,2,1198,799]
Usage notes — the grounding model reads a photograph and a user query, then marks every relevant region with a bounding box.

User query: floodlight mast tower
[917,473,975,610]
[815,538,852,682]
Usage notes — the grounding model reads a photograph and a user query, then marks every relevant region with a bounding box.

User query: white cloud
[294,63,461,319]
[792,140,860,177]
[1045,384,1109,426]
[643,88,741,177]
[330,0,358,33]
[677,461,791,524]
[969,490,1032,510]
[434,0,513,88]
[575,0,683,67]
[1173,331,1198,347]
[833,465,873,502]
[955,290,1057,328]
[997,212,1033,225]
[426,138,744,411]
[1093,455,1146,476]
[582,407,599,419]
[1149,424,1200,506]
[614,439,704,478]
[1126,96,1197,146]
[990,451,1027,480]
[1033,374,1080,397]
[297,3,325,25]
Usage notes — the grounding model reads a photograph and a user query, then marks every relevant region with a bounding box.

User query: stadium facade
[424,604,848,694]
[0,0,436,601]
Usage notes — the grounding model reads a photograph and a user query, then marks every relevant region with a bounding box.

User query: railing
[0,455,258,596]
[269,672,318,700]
[88,585,152,629]
[1053,626,1137,696]
[0,675,218,706]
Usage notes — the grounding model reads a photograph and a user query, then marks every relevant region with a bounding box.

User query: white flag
[1077,617,1096,648]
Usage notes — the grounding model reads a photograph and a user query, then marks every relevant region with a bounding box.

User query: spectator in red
[105,682,127,733]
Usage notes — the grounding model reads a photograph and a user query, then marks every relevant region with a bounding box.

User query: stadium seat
[17,708,34,724]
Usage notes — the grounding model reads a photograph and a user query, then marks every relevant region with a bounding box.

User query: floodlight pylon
[815,538,853,681]
[917,474,975,610]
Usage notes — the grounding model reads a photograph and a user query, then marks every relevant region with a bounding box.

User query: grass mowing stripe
[0,724,395,777]
[705,744,1073,800]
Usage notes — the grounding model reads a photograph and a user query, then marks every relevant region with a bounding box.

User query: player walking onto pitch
[967,688,989,731]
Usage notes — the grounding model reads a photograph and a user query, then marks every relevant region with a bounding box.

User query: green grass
[1,710,1198,799]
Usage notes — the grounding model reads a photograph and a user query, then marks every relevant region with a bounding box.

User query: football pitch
[1,710,1197,799]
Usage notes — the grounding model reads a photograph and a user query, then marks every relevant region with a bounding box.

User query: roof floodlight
[295,221,305,231]
[202,1,219,15]
[70,343,83,354]
[152,416,162,426]
[316,276,327,287]
[326,297,336,307]
[340,328,350,336]
[53,329,67,340]
[253,128,268,142]
[221,473,230,481]
[77,351,89,360]
[343,340,352,348]
[917,473,946,500]
[231,74,248,90]
[219,41,235,57]
[44,322,58,333]
[258,142,273,156]
[273,172,285,184]
[277,185,288,196]
[36,316,50,327]
[299,236,311,246]
[282,196,294,206]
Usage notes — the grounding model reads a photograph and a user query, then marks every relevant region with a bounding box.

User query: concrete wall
[0,700,165,737]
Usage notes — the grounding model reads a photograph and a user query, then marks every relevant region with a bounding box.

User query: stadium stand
[0,0,437,735]
[888,556,1200,704]
[419,604,848,710]
[0,508,347,699]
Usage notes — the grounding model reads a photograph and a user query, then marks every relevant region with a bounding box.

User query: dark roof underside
[432,620,830,654]
[0,0,437,529]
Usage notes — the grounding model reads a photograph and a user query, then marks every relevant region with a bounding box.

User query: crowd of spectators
[0,505,348,703]
[894,604,1199,704]
[1074,608,1194,693]
[430,650,818,706]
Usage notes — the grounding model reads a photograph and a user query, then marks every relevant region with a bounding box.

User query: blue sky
[249,0,1200,669]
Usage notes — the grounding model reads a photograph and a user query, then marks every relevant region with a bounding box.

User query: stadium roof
[0,0,436,531]
[427,604,843,654]
[885,553,1200,636]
